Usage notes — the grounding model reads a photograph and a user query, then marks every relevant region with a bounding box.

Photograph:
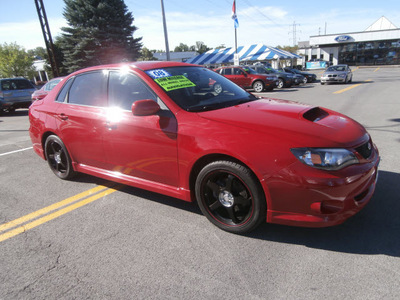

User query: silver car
[320,64,353,85]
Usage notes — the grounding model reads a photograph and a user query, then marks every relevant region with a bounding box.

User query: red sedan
[29,61,379,233]
[31,77,65,101]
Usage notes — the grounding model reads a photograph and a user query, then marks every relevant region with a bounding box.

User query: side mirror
[132,99,160,116]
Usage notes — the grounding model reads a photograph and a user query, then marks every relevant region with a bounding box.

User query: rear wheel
[213,82,223,94]
[277,78,284,89]
[195,161,266,234]
[252,81,264,93]
[44,135,76,180]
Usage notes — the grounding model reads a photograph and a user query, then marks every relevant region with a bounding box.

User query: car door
[55,71,108,169]
[102,70,179,187]
[347,66,353,81]
[232,67,249,87]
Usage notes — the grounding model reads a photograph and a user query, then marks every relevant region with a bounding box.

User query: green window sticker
[155,75,196,91]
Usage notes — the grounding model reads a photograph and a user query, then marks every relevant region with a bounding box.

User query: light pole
[160,0,170,61]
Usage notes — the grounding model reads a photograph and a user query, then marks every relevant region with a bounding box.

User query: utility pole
[290,21,299,46]
[160,0,170,61]
[34,0,59,77]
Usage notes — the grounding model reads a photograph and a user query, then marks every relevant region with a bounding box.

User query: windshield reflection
[146,66,257,112]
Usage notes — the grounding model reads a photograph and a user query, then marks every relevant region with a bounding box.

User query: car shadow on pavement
[249,170,400,257]
[0,109,29,117]
[71,170,399,257]
[72,173,202,215]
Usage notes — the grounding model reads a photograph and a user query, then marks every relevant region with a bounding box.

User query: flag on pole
[231,0,239,28]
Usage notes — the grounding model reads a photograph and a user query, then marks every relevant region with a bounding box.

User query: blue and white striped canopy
[186,43,301,65]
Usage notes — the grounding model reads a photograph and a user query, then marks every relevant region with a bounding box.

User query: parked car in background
[283,67,317,83]
[321,65,353,84]
[214,65,278,92]
[0,78,36,114]
[253,65,294,88]
[32,77,65,101]
[275,69,305,85]
[29,61,379,234]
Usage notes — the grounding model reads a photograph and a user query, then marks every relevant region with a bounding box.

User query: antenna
[289,21,300,46]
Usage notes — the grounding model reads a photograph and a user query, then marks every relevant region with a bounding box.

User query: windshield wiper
[186,105,220,112]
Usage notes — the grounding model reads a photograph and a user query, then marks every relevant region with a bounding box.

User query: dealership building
[297,16,400,68]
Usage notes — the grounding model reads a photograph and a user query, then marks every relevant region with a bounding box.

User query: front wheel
[302,77,308,84]
[252,81,264,93]
[195,161,266,234]
[45,135,76,180]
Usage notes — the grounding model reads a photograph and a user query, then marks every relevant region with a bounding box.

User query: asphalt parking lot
[1,66,399,299]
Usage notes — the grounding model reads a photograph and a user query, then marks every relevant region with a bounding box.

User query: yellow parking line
[0,184,121,242]
[374,67,380,72]
[333,79,371,94]
[0,185,107,233]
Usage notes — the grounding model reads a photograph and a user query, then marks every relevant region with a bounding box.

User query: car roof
[0,77,30,81]
[71,61,200,75]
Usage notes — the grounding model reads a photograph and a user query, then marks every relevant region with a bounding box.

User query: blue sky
[0,0,399,51]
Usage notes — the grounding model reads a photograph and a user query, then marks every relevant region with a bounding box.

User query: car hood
[323,71,346,75]
[198,98,367,147]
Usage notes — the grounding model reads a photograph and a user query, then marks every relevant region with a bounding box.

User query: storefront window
[339,39,399,65]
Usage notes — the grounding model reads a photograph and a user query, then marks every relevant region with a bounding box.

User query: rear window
[1,79,34,91]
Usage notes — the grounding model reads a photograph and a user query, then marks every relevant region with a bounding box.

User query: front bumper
[265,147,380,227]
[321,76,346,83]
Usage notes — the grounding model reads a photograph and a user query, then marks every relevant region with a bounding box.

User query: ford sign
[335,35,352,42]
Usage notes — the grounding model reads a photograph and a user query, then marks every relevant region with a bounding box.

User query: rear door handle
[59,113,68,120]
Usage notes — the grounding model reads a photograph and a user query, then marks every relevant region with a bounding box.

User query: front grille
[327,74,337,78]
[356,141,373,159]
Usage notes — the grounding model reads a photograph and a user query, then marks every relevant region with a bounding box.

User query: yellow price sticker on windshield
[155,75,196,91]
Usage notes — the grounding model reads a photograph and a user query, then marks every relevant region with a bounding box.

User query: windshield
[327,66,346,72]
[241,67,258,74]
[146,66,257,112]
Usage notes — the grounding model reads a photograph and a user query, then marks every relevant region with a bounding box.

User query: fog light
[310,201,343,214]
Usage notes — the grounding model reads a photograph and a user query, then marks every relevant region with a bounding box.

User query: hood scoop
[303,107,329,122]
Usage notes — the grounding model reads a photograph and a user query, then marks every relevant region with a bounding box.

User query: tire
[44,135,76,180]
[349,76,352,83]
[321,82,325,85]
[252,81,264,93]
[195,161,266,234]
[302,77,308,84]
[213,82,223,94]
[344,77,348,84]
[277,78,284,89]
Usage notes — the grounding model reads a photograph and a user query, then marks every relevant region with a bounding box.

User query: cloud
[0,17,66,50]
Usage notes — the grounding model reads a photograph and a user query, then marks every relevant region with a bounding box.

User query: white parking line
[0,147,33,157]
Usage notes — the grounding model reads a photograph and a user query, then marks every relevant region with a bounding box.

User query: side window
[233,68,243,75]
[56,77,74,103]
[108,71,157,110]
[224,68,232,75]
[68,72,107,107]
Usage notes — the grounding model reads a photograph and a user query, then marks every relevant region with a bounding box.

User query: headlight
[339,74,346,78]
[290,148,359,170]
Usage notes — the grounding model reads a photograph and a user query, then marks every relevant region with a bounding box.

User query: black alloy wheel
[195,161,266,233]
[45,135,76,180]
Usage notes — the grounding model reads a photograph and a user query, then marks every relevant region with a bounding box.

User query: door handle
[59,113,68,120]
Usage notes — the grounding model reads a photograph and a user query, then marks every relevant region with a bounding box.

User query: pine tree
[60,0,142,73]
